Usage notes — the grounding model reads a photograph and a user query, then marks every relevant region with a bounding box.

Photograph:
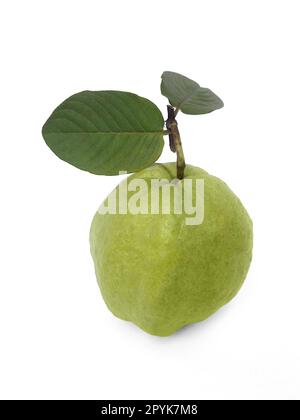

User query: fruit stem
[166,105,186,179]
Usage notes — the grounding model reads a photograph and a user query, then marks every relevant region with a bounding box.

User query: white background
[0,0,299,400]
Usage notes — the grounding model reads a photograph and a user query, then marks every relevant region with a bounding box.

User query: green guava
[90,163,253,336]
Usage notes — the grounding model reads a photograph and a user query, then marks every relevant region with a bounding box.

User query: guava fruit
[90,163,253,336]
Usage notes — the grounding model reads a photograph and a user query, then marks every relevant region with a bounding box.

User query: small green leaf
[161,71,224,115]
[42,91,165,175]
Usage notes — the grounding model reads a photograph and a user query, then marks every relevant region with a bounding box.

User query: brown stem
[166,105,186,179]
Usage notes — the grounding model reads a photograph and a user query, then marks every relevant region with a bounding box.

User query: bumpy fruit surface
[90,163,253,336]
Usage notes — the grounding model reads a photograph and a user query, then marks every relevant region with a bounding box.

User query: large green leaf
[161,71,224,115]
[42,91,165,175]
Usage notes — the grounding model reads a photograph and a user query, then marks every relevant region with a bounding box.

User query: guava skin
[90,163,253,336]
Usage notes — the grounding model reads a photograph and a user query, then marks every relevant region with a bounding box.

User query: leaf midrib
[44,131,165,135]
[175,86,202,110]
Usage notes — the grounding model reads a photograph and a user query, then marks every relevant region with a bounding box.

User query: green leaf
[161,71,224,115]
[42,91,165,175]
